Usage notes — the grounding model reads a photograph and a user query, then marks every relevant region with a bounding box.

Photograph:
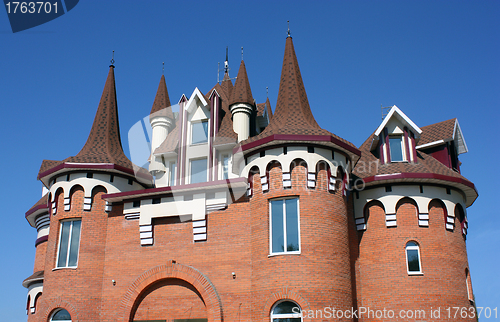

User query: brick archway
[120,260,223,322]
[42,297,79,322]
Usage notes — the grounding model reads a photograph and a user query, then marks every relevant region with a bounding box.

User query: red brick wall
[133,279,207,321]
[354,197,474,321]
[33,240,47,273]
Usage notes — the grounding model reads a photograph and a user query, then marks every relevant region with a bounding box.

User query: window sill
[407,271,423,276]
[268,251,301,257]
[190,142,208,146]
[52,266,77,271]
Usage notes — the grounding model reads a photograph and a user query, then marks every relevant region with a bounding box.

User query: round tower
[352,107,477,321]
[236,35,361,321]
[28,65,152,322]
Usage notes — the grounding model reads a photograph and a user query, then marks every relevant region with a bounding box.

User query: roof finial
[287,20,291,38]
[266,86,269,98]
[241,46,244,61]
[162,62,164,75]
[224,46,229,73]
[110,50,115,67]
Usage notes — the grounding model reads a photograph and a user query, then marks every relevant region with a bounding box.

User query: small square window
[191,120,208,145]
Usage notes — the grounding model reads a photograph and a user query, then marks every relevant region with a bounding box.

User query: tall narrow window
[222,154,230,180]
[466,268,473,301]
[191,120,208,144]
[56,220,81,268]
[169,161,176,186]
[405,241,422,274]
[389,136,404,162]
[271,300,302,321]
[190,158,207,184]
[270,198,300,254]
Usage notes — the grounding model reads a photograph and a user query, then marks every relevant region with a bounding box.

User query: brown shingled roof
[353,131,477,205]
[22,270,44,288]
[149,75,174,121]
[418,118,456,146]
[37,66,148,182]
[240,37,357,153]
[257,97,273,120]
[230,60,254,106]
[220,72,233,99]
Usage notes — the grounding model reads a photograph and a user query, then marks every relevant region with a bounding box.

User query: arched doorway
[132,278,207,322]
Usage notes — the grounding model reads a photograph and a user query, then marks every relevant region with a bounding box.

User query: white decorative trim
[307,172,316,188]
[446,223,454,230]
[329,176,336,191]
[418,213,429,227]
[355,217,366,231]
[386,214,397,227]
[140,224,153,246]
[192,219,207,242]
[64,197,71,211]
[83,197,92,211]
[261,175,269,192]
[105,201,112,212]
[124,213,139,220]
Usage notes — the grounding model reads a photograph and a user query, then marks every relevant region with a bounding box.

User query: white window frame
[169,161,176,186]
[270,300,303,321]
[405,241,423,275]
[220,154,230,180]
[50,308,72,322]
[55,219,81,269]
[389,135,406,162]
[190,119,209,145]
[189,157,208,184]
[269,197,301,256]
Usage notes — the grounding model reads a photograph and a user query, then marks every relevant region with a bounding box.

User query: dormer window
[389,136,404,162]
[191,120,208,145]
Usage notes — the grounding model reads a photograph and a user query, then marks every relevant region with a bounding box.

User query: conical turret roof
[150,74,174,120]
[239,36,359,159]
[230,60,254,106]
[220,72,233,99]
[38,66,149,185]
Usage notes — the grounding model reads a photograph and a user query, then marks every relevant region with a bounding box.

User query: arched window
[50,309,71,321]
[271,300,302,321]
[405,241,422,274]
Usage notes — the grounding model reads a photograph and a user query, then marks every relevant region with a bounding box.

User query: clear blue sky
[1,1,498,320]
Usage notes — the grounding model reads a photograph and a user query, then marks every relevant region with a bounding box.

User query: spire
[229,60,254,106]
[150,74,173,120]
[262,36,321,132]
[69,65,132,167]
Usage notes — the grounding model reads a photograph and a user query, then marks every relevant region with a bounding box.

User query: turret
[229,60,254,142]
[149,74,174,175]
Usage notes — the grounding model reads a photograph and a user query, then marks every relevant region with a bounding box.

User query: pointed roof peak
[150,74,173,120]
[230,60,254,106]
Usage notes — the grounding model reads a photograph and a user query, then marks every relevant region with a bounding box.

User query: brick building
[23,33,478,322]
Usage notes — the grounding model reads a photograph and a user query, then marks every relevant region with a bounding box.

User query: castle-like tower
[23,33,477,322]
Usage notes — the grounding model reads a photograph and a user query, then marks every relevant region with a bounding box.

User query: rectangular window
[190,158,207,184]
[169,162,176,186]
[222,155,230,180]
[56,219,82,268]
[191,120,208,145]
[389,136,404,162]
[270,198,300,254]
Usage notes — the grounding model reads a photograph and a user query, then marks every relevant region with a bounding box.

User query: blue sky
[1,1,499,320]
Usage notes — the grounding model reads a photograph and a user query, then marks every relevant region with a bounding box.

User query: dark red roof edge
[235,134,361,156]
[35,235,49,247]
[25,203,48,218]
[37,162,151,181]
[362,172,476,190]
[102,177,247,200]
